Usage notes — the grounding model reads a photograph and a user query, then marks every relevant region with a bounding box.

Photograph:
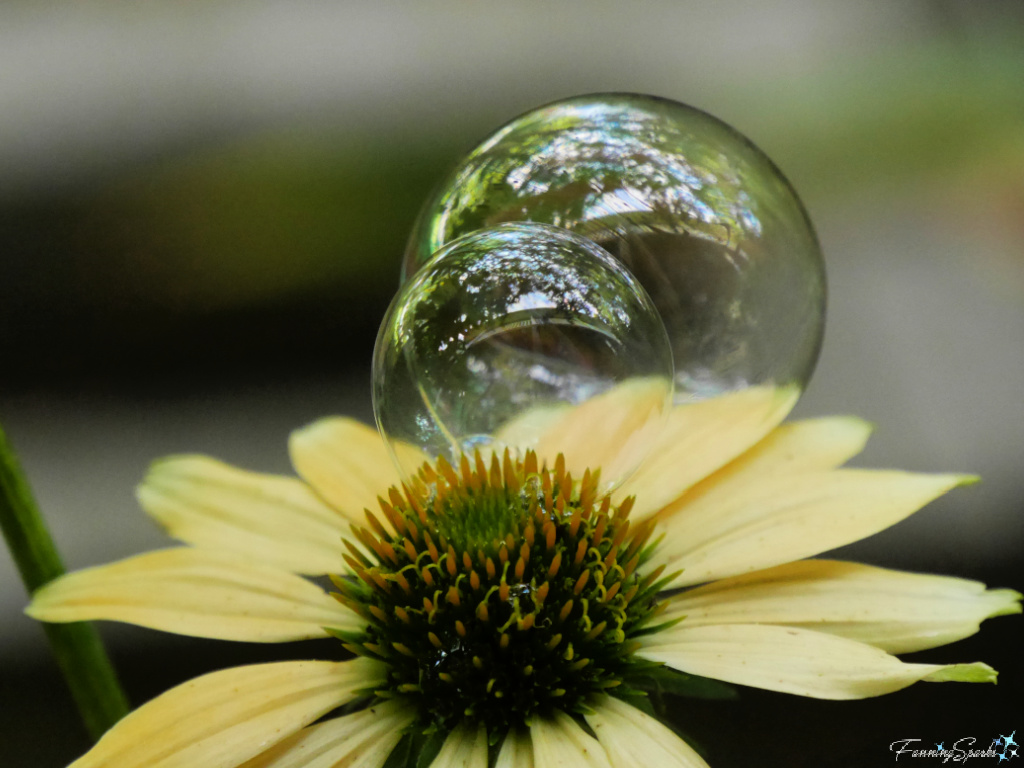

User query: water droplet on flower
[403,94,826,401]
[374,222,673,489]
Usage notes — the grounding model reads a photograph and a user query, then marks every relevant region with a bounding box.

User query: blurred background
[1,2,1021,766]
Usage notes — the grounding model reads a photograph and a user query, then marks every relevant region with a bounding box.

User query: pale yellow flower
[27,386,1020,768]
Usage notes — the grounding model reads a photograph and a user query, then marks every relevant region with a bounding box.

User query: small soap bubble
[374,223,673,489]
[403,94,826,401]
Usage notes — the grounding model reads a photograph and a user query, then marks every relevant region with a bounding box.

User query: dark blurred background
[1,3,1021,766]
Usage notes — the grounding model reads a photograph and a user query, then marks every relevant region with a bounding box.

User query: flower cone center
[331,449,666,735]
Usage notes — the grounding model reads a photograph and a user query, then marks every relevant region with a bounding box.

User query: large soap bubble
[404,94,826,401]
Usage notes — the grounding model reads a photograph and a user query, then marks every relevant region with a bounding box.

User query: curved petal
[532,377,671,491]
[139,455,349,576]
[617,386,799,520]
[656,470,973,587]
[638,624,996,700]
[531,710,613,768]
[69,658,384,768]
[584,695,709,768]
[290,418,424,524]
[496,728,534,768]
[715,416,873,476]
[431,721,489,768]
[661,560,1022,653]
[27,548,361,642]
[494,404,571,450]
[658,417,873,522]
[238,699,415,768]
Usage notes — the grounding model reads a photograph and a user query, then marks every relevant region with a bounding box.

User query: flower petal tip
[772,385,802,422]
[287,418,344,463]
[923,473,980,496]
[848,416,876,437]
[925,662,998,685]
[141,453,208,477]
[23,580,64,620]
[827,416,876,454]
[136,455,181,492]
[777,383,801,400]
[988,589,1023,619]
[135,454,228,506]
[288,416,359,450]
[766,383,801,415]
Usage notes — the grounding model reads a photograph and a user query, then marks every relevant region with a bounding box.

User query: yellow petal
[496,728,534,768]
[494,403,572,450]
[656,470,973,587]
[431,721,489,768]
[662,559,1022,653]
[139,456,349,576]
[531,710,613,768]
[69,658,384,768]
[585,695,709,768]
[238,699,414,768]
[721,416,873,475]
[290,417,424,524]
[638,624,997,699]
[658,417,873,521]
[532,377,671,491]
[26,548,360,642]
[617,385,799,519]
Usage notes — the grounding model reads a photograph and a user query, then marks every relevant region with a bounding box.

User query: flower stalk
[0,421,129,740]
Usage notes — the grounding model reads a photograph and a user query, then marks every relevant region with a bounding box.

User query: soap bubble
[404,93,826,401]
[374,222,673,489]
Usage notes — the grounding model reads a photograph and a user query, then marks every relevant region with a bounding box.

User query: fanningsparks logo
[891,732,1018,762]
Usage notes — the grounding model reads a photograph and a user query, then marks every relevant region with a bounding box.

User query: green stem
[0,421,130,740]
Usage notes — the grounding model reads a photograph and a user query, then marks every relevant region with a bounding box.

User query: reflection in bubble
[375,223,673,489]
[405,94,826,401]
